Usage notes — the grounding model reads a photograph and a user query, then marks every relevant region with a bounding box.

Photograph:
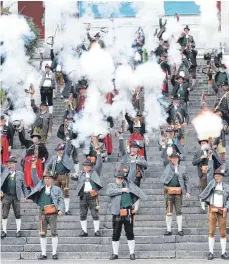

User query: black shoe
[1,231,7,239]
[164,231,172,236]
[79,230,88,237]
[109,254,118,260]
[208,253,214,260]
[65,210,72,215]
[52,254,58,260]
[130,253,135,260]
[16,231,22,237]
[221,253,229,260]
[177,231,184,236]
[94,230,101,237]
[38,255,47,260]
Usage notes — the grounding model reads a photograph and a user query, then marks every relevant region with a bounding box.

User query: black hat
[83,159,93,166]
[45,64,51,69]
[176,75,185,80]
[171,94,180,100]
[184,25,190,31]
[31,132,41,139]
[130,140,144,149]
[6,156,17,163]
[55,143,65,151]
[43,171,54,178]
[1,115,6,120]
[78,78,88,89]
[115,168,129,178]
[214,167,225,176]
[198,139,209,145]
[170,150,180,158]
[166,125,175,132]
[94,32,100,38]
[40,101,48,106]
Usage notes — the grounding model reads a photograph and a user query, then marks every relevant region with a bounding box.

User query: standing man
[200,161,229,260]
[31,100,53,144]
[87,30,106,49]
[192,138,222,211]
[1,157,28,238]
[106,168,147,260]
[39,64,57,115]
[0,115,13,165]
[19,131,48,190]
[160,151,190,236]
[177,25,195,53]
[45,139,74,216]
[27,171,64,260]
[72,148,103,237]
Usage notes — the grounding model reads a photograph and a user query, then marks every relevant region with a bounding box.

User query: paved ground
[1,259,226,264]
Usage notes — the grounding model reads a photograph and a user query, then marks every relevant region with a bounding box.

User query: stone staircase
[1,59,229,260]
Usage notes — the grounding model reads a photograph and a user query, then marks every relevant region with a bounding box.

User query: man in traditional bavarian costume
[119,139,147,212]
[0,115,13,165]
[72,148,103,237]
[57,113,79,176]
[200,165,229,260]
[19,131,48,191]
[171,74,190,105]
[45,139,74,216]
[192,138,222,211]
[39,64,57,115]
[27,171,64,260]
[31,100,53,144]
[160,125,185,167]
[177,25,195,53]
[160,150,190,236]
[159,53,171,96]
[1,157,28,238]
[106,168,147,260]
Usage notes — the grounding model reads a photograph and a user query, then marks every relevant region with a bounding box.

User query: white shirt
[84,173,92,192]
[174,165,178,174]
[57,155,62,162]
[210,182,223,208]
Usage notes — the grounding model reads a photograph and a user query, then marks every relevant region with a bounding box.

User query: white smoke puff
[135,61,164,91]
[73,83,108,142]
[109,65,136,118]
[165,17,183,41]
[10,107,36,127]
[195,0,221,48]
[80,45,114,93]
[135,61,167,132]
[192,110,223,139]
[168,39,182,68]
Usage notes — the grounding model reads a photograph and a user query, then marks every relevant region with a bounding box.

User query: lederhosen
[38,187,58,237]
[53,160,70,198]
[79,173,101,221]
[112,182,135,242]
[1,172,21,219]
[0,125,11,165]
[164,171,182,216]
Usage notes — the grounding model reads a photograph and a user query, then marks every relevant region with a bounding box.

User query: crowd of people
[1,19,229,262]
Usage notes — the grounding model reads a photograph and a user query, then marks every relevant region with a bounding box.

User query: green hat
[83,159,94,166]
[115,168,129,178]
[43,171,54,178]
[31,132,41,139]
[214,167,225,177]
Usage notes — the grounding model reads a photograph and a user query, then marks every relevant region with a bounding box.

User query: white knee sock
[134,200,140,211]
[93,220,100,232]
[49,105,53,114]
[112,241,119,255]
[80,220,87,233]
[2,219,7,233]
[40,237,47,256]
[200,201,206,211]
[52,236,58,255]
[220,237,227,255]
[166,215,172,232]
[64,198,70,212]
[176,215,183,232]
[16,219,21,232]
[127,240,135,255]
[209,237,215,254]
[74,164,79,175]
